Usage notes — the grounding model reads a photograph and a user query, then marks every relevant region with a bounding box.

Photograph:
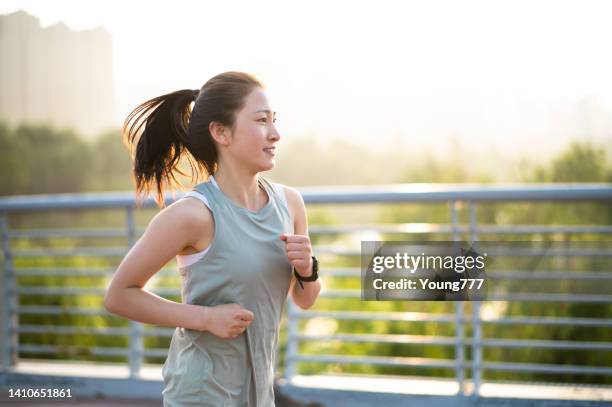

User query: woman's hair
[123,71,263,208]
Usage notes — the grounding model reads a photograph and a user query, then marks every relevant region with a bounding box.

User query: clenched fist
[280,233,313,277]
[204,303,254,339]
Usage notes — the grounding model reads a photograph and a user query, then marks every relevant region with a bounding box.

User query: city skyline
[0,10,115,137]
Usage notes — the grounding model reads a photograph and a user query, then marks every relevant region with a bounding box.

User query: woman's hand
[201,303,254,339]
[280,233,313,277]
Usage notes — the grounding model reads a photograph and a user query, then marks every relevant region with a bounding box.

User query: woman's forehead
[243,88,273,112]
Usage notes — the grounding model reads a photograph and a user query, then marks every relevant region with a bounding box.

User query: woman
[103,71,322,406]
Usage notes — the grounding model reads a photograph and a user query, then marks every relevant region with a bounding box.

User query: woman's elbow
[103,288,119,314]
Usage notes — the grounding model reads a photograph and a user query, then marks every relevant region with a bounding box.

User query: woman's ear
[209,121,231,146]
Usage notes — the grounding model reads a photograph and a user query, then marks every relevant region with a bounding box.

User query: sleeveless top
[161,175,294,407]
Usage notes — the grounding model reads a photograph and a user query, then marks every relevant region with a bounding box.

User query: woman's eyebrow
[253,109,276,115]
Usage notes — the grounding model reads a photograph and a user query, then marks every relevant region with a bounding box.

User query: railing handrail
[1,183,611,212]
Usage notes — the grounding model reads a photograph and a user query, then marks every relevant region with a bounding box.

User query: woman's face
[226,87,280,173]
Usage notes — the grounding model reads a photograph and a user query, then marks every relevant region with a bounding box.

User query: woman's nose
[269,124,281,141]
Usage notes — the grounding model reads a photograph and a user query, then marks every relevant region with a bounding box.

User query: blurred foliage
[0,124,133,196]
[1,122,611,385]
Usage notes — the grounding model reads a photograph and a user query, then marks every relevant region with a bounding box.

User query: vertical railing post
[0,212,18,371]
[125,206,143,378]
[563,232,571,271]
[469,202,482,398]
[284,298,299,382]
[450,200,465,396]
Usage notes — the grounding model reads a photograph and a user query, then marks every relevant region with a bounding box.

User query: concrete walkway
[1,360,611,406]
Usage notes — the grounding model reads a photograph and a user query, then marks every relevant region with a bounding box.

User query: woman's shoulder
[156,194,213,232]
[268,182,305,217]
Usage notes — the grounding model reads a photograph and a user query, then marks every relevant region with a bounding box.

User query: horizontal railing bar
[313,247,612,257]
[7,247,610,265]
[14,325,176,338]
[289,357,612,375]
[16,287,106,295]
[318,290,611,302]
[476,225,612,234]
[487,271,612,280]
[294,334,612,350]
[13,267,177,277]
[310,224,455,235]
[481,316,612,326]
[291,310,612,327]
[15,305,111,316]
[299,184,612,204]
[478,248,612,257]
[15,325,130,336]
[18,345,129,357]
[296,334,459,345]
[14,287,181,296]
[2,184,611,212]
[6,224,611,240]
[290,354,457,368]
[11,247,127,257]
[481,338,612,350]
[7,228,128,239]
[309,224,612,235]
[14,267,116,277]
[13,305,612,328]
[11,266,610,281]
[322,268,612,280]
[290,310,456,323]
[482,362,612,375]
[485,293,612,303]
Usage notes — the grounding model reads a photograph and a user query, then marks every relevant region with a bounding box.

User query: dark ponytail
[122,72,262,208]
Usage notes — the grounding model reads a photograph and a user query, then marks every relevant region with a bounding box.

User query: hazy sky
[2,0,612,158]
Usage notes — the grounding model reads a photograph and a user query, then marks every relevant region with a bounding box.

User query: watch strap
[293,256,318,289]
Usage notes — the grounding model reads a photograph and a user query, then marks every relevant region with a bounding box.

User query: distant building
[0,10,116,138]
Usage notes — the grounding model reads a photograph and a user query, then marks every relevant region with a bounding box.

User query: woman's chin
[260,160,275,171]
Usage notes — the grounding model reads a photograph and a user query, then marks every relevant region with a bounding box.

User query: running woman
[104,71,321,406]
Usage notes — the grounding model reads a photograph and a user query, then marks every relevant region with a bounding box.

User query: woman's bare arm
[284,186,322,309]
[105,198,254,338]
[103,199,212,330]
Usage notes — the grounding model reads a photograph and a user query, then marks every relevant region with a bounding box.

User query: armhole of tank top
[176,190,213,268]
[271,183,289,212]
[271,183,295,231]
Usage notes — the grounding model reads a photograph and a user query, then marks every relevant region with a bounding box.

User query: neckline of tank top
[207,175,273,216]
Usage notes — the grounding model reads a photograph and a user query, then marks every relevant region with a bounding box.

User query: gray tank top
[162,176,294,407]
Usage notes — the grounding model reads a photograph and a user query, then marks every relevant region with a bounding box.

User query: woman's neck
[212,167,267,212]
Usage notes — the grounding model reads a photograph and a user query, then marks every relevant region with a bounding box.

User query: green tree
[0,122,30,195]
[86,129,133,191]
[2,124,93,195]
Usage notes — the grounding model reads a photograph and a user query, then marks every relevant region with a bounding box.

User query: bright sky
[2,0,612,157]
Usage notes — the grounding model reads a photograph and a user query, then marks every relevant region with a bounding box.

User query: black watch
[293,256,319,289]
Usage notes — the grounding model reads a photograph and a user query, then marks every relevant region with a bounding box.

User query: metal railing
[1,183,611,398]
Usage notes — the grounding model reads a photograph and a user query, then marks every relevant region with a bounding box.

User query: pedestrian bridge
[1,183,611,406]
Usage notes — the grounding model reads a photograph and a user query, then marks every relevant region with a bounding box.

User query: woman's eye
[257,117,277,123]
